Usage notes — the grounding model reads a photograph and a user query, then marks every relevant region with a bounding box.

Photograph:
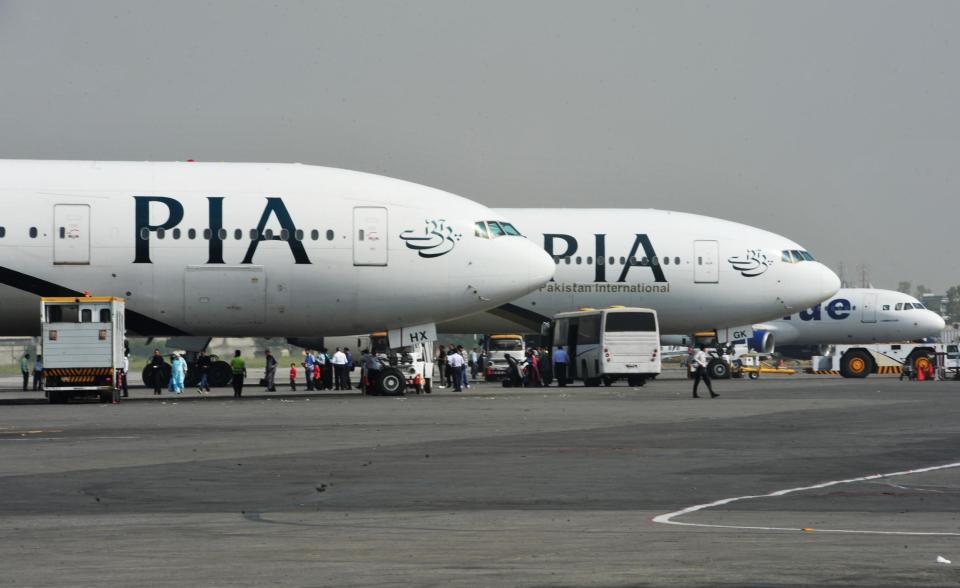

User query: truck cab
[484,334,526,381]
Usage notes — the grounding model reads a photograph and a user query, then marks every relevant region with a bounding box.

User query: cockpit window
[487,222,506,237]
[790,250,803,263]
[782,250,816,263]
[799,251,815,261]
[782,251,793,263]
[895,303,903,311]
[914,303,925,309]
[474,221,490,239]
[500,222,521,236]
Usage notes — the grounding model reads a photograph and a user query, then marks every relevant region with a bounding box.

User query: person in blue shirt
[552,345,569,387]
[303,349,316,391]
[343,348,354,390]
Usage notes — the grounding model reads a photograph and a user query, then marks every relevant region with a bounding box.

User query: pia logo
[728,249,774,277]
[400,219,462,258]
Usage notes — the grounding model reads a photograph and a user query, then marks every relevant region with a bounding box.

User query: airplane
[0,160,555,337]
[439,209,841,335]
[751,288,946,357]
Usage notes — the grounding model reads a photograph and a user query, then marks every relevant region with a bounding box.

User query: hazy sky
[1,1,957,292]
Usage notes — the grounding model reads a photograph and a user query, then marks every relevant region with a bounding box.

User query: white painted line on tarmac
[653,461,960,536]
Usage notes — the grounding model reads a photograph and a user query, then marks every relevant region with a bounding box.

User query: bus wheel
[603,376,615,387]
[840,350,872,378]
[627,375,646,387]
[376,368,405,396]
[708,359,730,379]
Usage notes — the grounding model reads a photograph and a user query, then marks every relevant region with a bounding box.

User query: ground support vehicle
[41,296,125,403]
[811,343,958,379]
[552,307,661,387]
[368,332,433,395]
[483,334,526,382]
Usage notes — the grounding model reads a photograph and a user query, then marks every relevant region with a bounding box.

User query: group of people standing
[295,348,354,392]
[435,345,475,392]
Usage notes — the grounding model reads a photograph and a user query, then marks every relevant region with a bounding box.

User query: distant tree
[915,284,931,298]
[897,281,912,294]
[946,285,960,321]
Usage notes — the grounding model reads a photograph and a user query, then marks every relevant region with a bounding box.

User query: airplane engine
[748,329,775,354]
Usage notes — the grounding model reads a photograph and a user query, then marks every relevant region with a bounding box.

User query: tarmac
[1,372,960,587]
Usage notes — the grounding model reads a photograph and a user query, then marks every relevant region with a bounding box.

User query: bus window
[577,315,601,345]
[605,312,657,332]
[553,319,569,346]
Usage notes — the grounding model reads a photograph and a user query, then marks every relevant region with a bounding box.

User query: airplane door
[693,240,719,283]
[861,292,877,323]
[53,204,91,265]
[353,207,388,266]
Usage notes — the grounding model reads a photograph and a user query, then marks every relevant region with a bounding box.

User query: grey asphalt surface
[2,373,960,587]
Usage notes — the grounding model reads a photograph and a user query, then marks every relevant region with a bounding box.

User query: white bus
[552,307,661,387]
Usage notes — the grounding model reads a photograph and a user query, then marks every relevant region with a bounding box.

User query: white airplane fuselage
[0,160,555,336]
[440,209,841,335]
[754,288,946,347]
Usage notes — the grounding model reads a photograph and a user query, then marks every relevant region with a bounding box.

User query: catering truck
[41,296,126,403]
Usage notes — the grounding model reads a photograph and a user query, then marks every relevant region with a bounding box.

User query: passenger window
[500,222,521,236]
[188,228,196,240]
[620,257,626,264]
[203,228,211,240]
[172,228,181,240]
[234,229,243,240]
[140,228,150,240]
[261,228,272,239]
[651,256,658,266]
[218,229,228,240]
[99,309,111,323]
[295,229,304,241]
[609,256,615,265]
[596,256,604,266]
[576,256,582,265]
[81,309,92,323]
[564,257,571,265]
[250,229,259,240]
[0,226,5,238]
[674,256,680,265]
[29,227,38,238]
[474,222,489,239]
[326,230,334,241]
[311,229,319,241]
[157,228,166,239]
[586,256,593,265]
[280,229,290,241]
[487,222,506,237]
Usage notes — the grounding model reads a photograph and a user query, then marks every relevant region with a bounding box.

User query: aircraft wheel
[840,350,872,378]
[708,359,730,379]
[376,368,405,396]
[208,361,232,387]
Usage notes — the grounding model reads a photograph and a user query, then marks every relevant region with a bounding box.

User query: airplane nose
[525,241,556,287]
[930,313,947,332]
[817,263,842,300]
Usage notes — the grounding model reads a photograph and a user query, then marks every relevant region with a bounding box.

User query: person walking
[435,345,447,389]
[289,363,298,391]
[553,345,569,387]
[20,352,30,391]
[691,345,719,399]
[33,354,44,391]
[264,349,278,392]
[448,348,465,392]
[196,350,211,394]
[303,349,315,391]
[343,348,353,390]
[170,353,186,395]
[457,346,470,389]
[332,347,347,390]
[230,349,247,398]
[149,349,164,395]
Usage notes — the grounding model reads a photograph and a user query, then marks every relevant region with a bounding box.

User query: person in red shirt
[313,362,321,387]
[289,363,298,391]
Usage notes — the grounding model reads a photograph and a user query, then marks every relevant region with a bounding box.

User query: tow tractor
[369,332,433,395]
[41,296,126,403]
[812,342,959,379]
